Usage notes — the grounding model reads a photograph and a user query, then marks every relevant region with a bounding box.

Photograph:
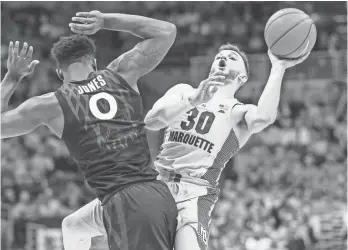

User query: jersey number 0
[180,108,215,135]
[89,92,118,120]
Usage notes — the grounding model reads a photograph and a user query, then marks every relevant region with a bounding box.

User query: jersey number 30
[180,108,215,135]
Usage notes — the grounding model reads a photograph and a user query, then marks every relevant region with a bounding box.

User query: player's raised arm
[69,11,176,88]
[145,75,225,130]
[1,41,39,113]
[1,41,61,139]
[242,50,310,134]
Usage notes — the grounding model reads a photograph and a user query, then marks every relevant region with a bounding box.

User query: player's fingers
[206,81,224,87]
[20,42,28,58]
[209,76,225,81]
[76,12,95,18]
[211,86,219,94]
[267,49,273,57]
[72,17,96,24]
[69,23,94,31]
[28,60,40,72]
[268,50,280,61]
[70,27,87,35]
[298,51,311,63]
[210,71,220,76]
[202,82,222,96]
[199,78,209,90]
[8,41,13,61]
[71,28,95,35]
[287,52,310,66]
[13,41,19,58]
[25,46,33,61]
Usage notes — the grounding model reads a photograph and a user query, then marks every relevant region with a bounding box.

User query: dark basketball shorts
[102,180,178,250]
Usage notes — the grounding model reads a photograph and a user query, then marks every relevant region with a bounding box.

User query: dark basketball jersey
[54,69,158,204]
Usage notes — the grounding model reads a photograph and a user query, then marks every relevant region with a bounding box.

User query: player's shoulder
[25,92,56,107]
[166,83,194,95]
[235,104,259,119]
[25,92,61,120]
[231,100,256,112]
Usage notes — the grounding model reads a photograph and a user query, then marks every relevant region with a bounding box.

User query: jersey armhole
[230,102,244,123]
[53,90,68,139]
[104,68,140,97]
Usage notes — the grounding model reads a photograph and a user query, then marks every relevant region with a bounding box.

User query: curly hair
[51,34,96,68]
[218,43,250,78]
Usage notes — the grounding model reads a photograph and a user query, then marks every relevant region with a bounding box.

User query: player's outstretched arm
[1,41,61,139]
[146,128,165,164]
[145,84,194,131]
[1,94,60,139]
[242,50,310,134]
[145,75,224,130]
[69,11,176,88]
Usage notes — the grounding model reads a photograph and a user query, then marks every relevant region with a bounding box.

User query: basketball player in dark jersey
[1,10,178,250]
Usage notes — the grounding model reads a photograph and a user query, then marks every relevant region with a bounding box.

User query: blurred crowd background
[1,2,347,250]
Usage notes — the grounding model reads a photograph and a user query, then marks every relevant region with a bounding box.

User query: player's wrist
[5,71,23,83]
[98,13,106,30]
[271,63,286,72]
[187,94,199,107]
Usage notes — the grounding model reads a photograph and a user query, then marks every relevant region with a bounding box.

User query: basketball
[264,8,317,59]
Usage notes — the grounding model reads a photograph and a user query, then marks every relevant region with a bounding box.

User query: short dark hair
[218,43,250,78]
[51,34,96,68]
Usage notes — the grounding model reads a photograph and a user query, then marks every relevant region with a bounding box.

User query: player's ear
[92,59,97,71]
[56,69,64,81]
[238,73,247,84]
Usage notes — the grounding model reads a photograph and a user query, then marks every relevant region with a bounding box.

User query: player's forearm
[146,128,164,163]
[256,65,286,121]
[101,13,176,39]
[1,73,22,113]
[145,94,194,130]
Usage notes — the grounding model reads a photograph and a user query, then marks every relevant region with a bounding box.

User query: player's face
[210,50,247,81]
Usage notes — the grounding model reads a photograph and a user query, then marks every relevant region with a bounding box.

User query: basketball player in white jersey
[61,44,310,250]
[144,44,309,250]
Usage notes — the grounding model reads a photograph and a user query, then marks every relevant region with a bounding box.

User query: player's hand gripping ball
[264,8,317,59]
[268,49,310,70]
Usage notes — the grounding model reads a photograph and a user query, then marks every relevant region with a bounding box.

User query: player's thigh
[175,224,201,250]
[175,192,218,250]
[63,198,105,237]
[103,180,177,250]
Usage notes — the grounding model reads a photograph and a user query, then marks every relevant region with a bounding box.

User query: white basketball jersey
[155,96,242,187]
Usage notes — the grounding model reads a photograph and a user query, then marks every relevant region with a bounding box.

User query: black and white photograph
[1,1,347,250]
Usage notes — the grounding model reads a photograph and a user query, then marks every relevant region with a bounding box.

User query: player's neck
[65,63,94,83]
[214,84,237,99]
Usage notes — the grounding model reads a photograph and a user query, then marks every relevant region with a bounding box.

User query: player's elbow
[256,108,278,126]
[260,113,277,128]
[145,122,166,131]
[161,23,177,43]
[165,23,177,37]
[62,214,79,234]
[268,110,278,125]
[144,112,167,131]
[247,114,277,134]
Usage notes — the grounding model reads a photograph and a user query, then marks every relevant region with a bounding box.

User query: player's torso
[155,97,242,187]
[55,69,156,202]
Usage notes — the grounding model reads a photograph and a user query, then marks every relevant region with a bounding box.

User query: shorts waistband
[157,169,182,183]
